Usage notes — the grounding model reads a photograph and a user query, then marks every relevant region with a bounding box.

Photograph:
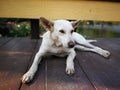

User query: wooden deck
[0,37,120,90]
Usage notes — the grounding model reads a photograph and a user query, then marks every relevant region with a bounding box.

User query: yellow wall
[0,0,120,21]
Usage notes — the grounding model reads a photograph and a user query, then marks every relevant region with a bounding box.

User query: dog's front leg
[22,51,45,83]
[66,49,76,75]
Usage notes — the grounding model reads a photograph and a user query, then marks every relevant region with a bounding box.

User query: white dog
[22,17,110,83]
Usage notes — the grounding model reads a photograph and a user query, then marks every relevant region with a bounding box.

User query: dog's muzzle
[68,41,75,48]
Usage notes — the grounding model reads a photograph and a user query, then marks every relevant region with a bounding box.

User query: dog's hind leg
[75,45,110,58]
[73,32,110,58]
[72,32,96,48]
[22,50,46,83]
[86,40,97,43]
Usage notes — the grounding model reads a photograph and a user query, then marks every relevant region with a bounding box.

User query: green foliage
[0,18,20,28]
[0,18,31,37]
[8,22,31,37]
[0,18,120,38]
[76,25,120,38]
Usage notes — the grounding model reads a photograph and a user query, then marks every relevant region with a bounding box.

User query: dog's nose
[68,41,75,48]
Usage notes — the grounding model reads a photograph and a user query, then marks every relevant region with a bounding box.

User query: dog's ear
[71,20,81,29]
[40,17,54,31]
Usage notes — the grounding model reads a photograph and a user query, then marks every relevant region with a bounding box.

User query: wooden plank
[0,38,38,90]
[92,38,120,88]
[90,39,120,90]
[76,38,120,90]
[46,56,95,90]
[20,39,46,90]
[20,61,46,90]
[0,0,120,21]
[0,37,12,47]
[93,38,120,67]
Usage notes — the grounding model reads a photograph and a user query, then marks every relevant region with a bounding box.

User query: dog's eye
[59,30,65,34]
[71,30,74,34]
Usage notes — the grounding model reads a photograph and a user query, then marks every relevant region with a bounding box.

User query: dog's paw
[102,50,110,58]
[96,47,110,58]
[22,72,34,84]
[66,67,75,75]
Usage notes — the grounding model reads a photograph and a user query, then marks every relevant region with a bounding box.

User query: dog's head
[40,17,80,48]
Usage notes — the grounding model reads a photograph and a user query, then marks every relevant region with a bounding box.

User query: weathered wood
[0,0,120,21]
[0,38,38,90]
[0,37,12,47]
[30,19,40,39]
[76,38,120,90]
[0,38,120,90]
[20,39,46,90]
[46,56,95,90]
[94,38,120,88]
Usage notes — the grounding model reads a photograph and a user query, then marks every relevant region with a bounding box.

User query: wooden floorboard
[20,39,46,90]
[0,37,12,47]
[76,38,120,90]
[0,38,120,90]
[46,56,94,90]
[96,39,120,89]
[0,38,38,90]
